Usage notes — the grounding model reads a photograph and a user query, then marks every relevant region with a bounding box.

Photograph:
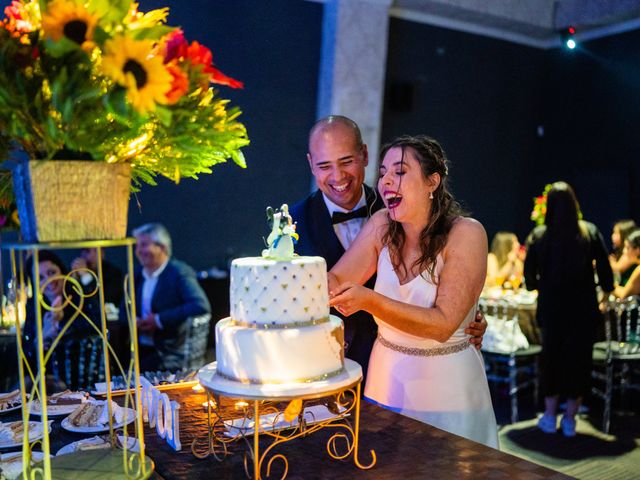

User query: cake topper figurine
[263,204,299,260]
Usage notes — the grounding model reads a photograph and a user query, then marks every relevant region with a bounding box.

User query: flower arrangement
[530,183,552,225]
[530,183,582,225]
[0,0,249,195]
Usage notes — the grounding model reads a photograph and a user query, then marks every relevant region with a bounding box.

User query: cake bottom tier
[215,315,344,384]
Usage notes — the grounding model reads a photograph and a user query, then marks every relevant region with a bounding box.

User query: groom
[291,115,486,382]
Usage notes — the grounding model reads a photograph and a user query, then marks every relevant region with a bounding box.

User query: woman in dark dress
[524,182,614,437]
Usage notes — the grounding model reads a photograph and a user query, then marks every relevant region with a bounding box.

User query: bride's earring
[429,191,434,200]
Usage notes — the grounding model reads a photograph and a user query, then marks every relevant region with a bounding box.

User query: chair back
[182,313,212,371]
[480,298,529,353]
[51,334,104,390]
[603,296,640,355]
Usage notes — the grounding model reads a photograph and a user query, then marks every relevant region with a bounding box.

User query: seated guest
[486,231,524,288]
[613,229,640,298]
[23,250,98,373]
[120,223,211,372]
[71,247,124,305]
[609,220,637,286]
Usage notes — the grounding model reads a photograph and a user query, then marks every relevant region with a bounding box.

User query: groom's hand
[466,311,487,350]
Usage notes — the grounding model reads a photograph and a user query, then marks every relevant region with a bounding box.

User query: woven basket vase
[12,161,131,242]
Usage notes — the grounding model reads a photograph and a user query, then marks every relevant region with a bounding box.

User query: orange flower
[165,61,189,104]
[185,41,243,89]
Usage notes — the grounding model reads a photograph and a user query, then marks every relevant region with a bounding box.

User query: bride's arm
[328,210,386,293]
[330,217,487,342]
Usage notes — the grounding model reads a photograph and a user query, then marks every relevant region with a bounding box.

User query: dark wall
[382,19,640,247]
[129,0,323,269]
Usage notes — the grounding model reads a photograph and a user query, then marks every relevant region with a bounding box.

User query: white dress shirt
[139,258,169,346]
[322,187,367,250]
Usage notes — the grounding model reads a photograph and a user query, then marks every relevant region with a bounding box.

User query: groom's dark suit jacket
[290,185,384,382]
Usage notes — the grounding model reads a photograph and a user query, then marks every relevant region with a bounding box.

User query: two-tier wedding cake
[214,204,346,385]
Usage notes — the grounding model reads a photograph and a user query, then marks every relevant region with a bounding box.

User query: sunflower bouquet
[0,0,249,191]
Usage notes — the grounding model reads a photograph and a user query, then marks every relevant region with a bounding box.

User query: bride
[329,135,498,448]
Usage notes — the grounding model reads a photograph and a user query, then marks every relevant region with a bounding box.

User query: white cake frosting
[215,204,345,385]
[229,256,329,327]
[215,316,344,384]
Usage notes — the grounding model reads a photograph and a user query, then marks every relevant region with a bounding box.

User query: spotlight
[561,26,577,50]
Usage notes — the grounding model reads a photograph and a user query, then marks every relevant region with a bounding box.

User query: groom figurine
[291,115,487,383]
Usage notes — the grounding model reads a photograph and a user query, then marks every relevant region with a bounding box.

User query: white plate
[0,451,46,480]
[60,407,136,433]
[0,404,22,415]
[56,435,139,456]
[30,402,90,417]
[224,404,347,439]
[0,392,26,415]
[0,421,52,449]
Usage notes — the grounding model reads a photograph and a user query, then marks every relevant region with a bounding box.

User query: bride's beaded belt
[377,334,469,356]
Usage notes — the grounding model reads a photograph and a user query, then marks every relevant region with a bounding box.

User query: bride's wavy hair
[379,135,464,282]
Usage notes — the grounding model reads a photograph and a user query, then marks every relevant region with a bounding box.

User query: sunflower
[41,0,98,51]
[102,35,172,113]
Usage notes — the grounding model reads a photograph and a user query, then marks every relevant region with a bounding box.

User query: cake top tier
[230,256,329,326]
[262,204,299,261]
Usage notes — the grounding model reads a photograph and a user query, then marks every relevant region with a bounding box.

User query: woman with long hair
[524,182,613,437]
[486,231,524,287]
[22,250,98,374]
[613,229,640,298]
[609,219,637,286]
[329,135,497,448]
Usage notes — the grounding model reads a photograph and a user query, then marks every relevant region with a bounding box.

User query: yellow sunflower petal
[102,35,172,113]
[41,0,98,50]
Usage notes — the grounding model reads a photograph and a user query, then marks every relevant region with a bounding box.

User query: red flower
[3,1,34,35]
[165,61,189,104]
[164,29,188,63]
[210,65,244,89]
[185,41,243,89]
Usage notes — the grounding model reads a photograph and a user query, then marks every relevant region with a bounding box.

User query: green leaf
[92,26,110,46]
[154,106,173,127]
[88,0,130,24]
[131,26,175,41]
[43,38,81,58]
[104,88,130,124]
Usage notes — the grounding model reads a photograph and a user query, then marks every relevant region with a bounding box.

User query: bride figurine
[262,204,299,260]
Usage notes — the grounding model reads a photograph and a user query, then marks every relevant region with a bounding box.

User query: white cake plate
[198,359,363,401]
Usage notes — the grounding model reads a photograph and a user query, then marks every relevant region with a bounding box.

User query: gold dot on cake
[260,307,266,312]
[317,284,321,289]
[304,307,309,312]
[281,283,288,289]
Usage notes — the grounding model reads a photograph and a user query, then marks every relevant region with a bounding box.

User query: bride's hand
[328,282,371,316]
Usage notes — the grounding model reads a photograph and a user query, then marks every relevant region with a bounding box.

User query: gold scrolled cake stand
[195,359,376,479]
[2,239,153,480]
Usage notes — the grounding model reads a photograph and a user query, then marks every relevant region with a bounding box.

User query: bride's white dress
[364,247,499,448]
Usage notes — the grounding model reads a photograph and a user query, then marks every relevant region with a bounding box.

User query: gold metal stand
[2,239,154,480]
[192,372,376,479]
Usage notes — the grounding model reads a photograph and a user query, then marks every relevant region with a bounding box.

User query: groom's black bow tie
[331,206,368,225]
